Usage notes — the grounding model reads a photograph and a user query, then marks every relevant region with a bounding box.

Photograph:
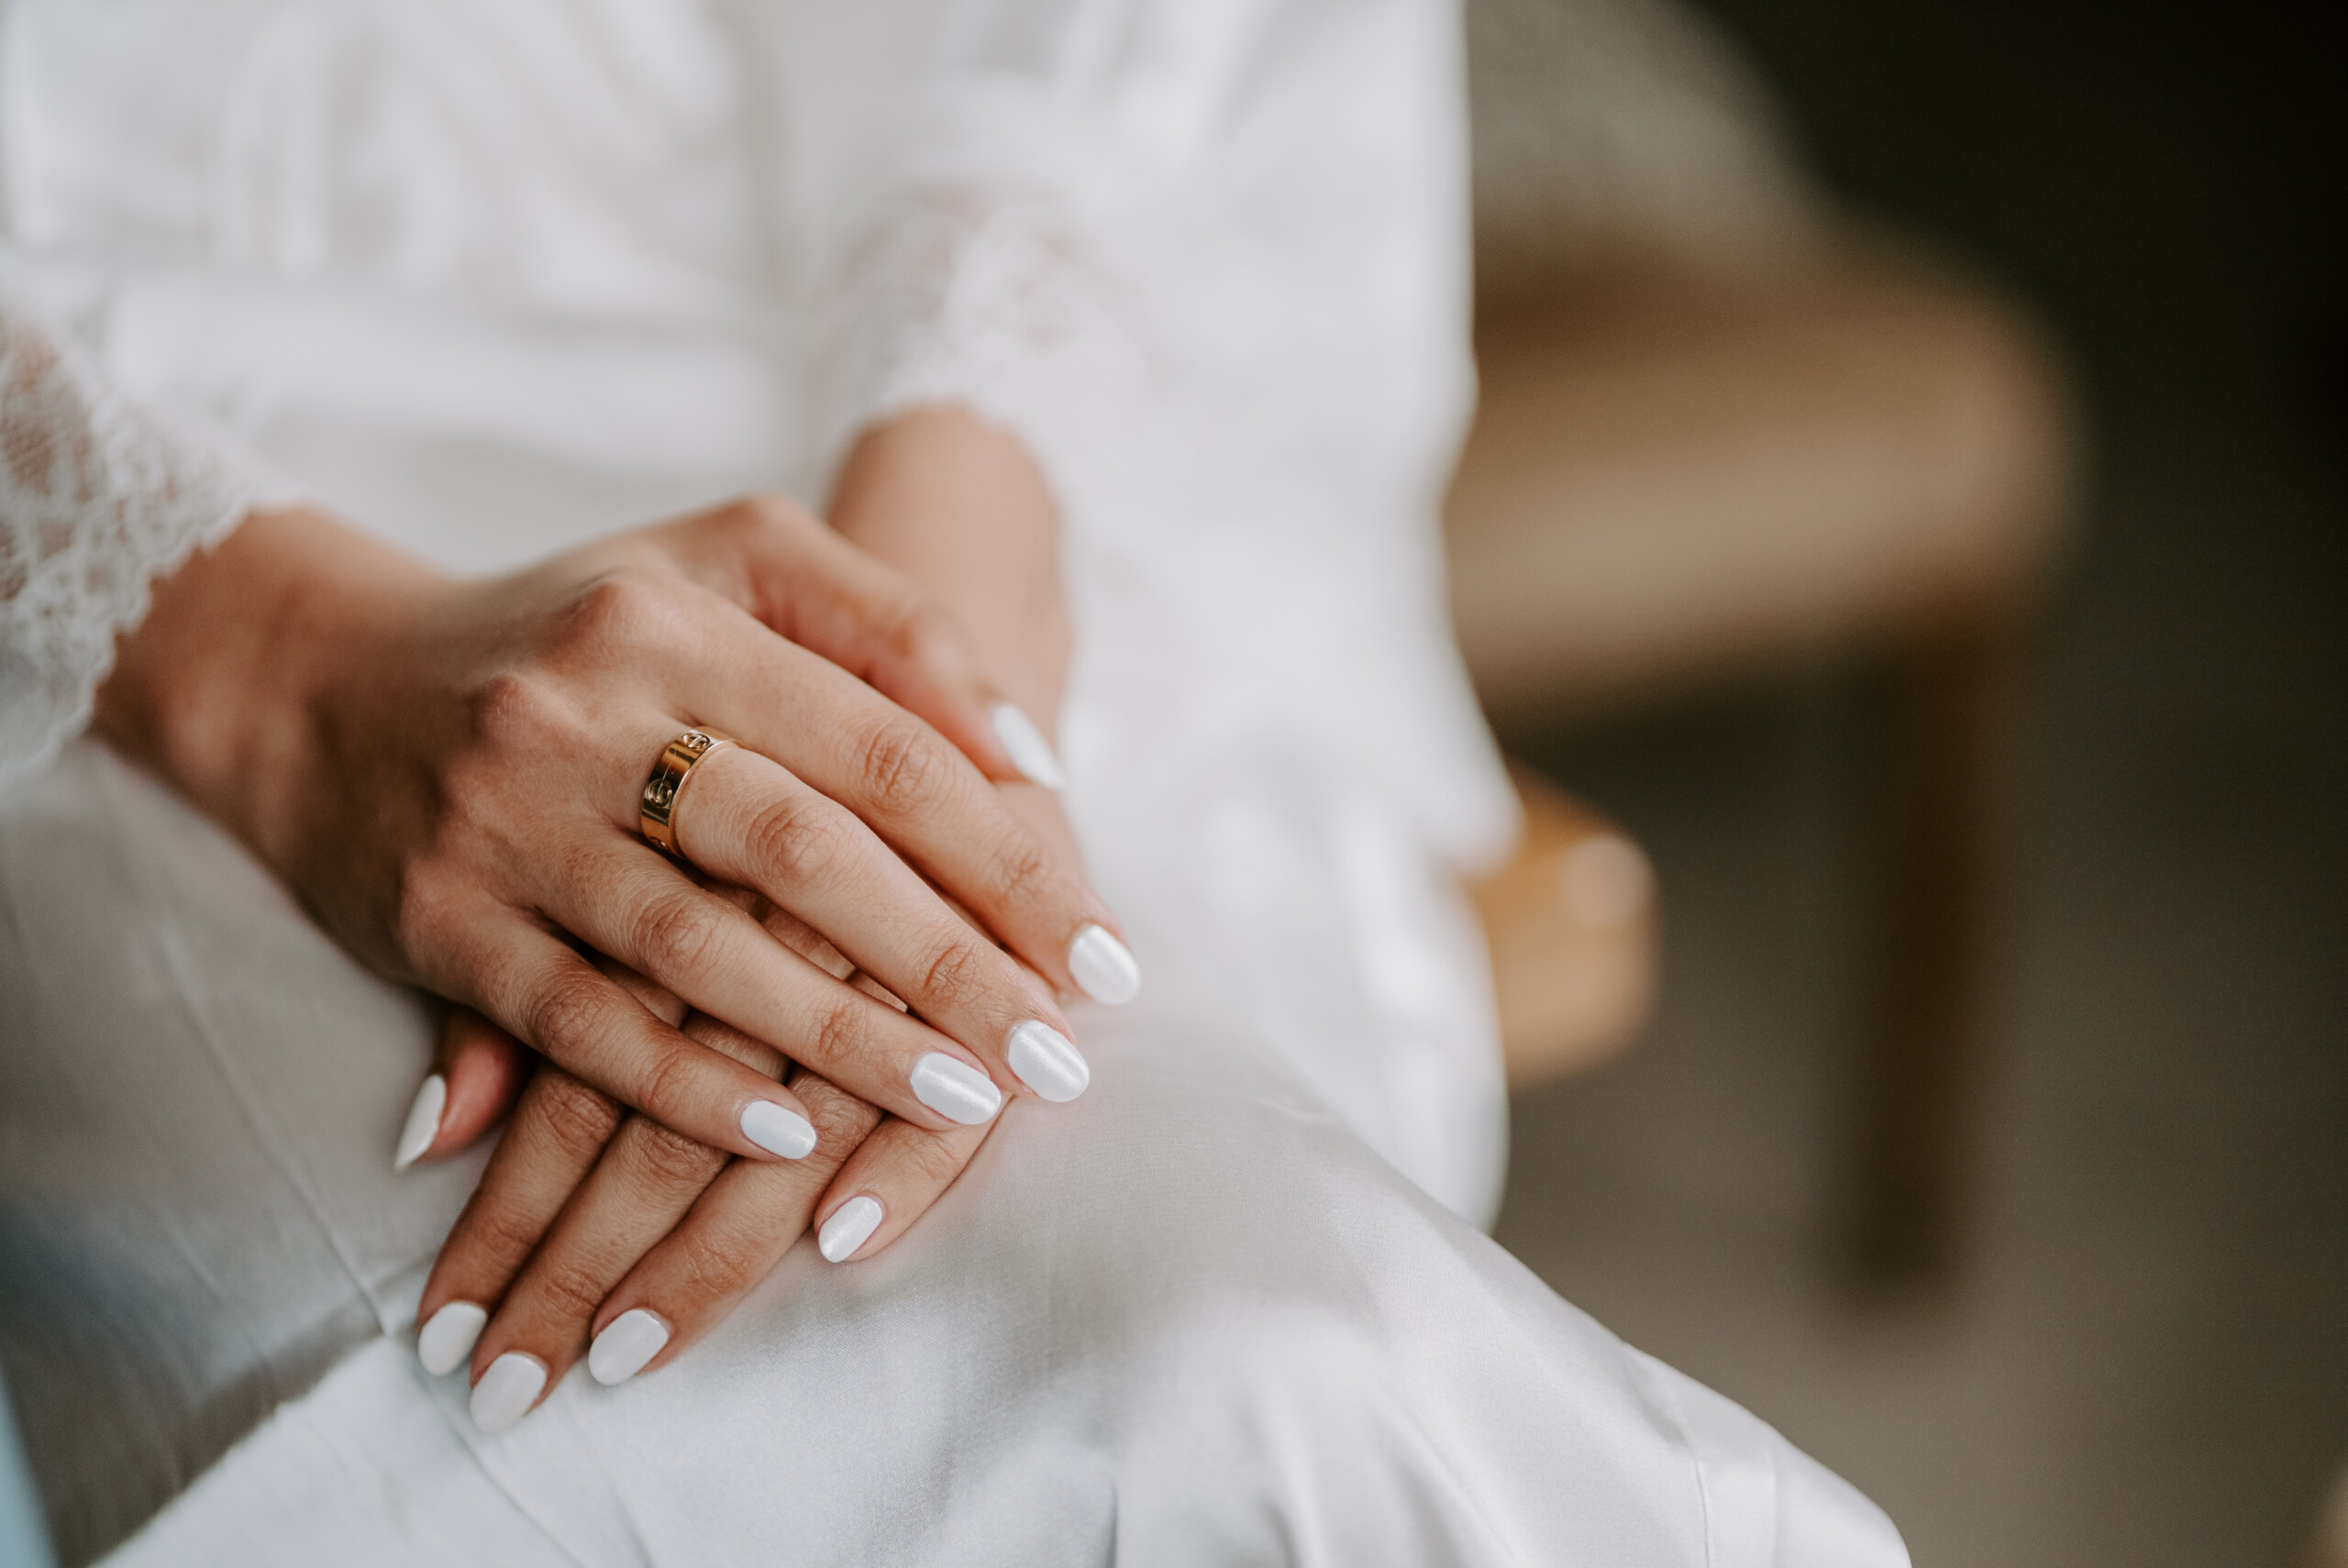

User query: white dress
[0,2,1907,1563]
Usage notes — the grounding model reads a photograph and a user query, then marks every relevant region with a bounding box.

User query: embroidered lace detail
[809,181,1157,521]
[0,295,278,786]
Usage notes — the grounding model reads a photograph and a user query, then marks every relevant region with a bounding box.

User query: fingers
[418,1010,788,1422]
[659,496,1057,790]
[461,919,829,1161]
[414,1062,624,1383]
[394,1009,531,1168]
[806,1109,993,1267]
[681,621,1141,1008]
[581,1074,956,1388]
[449,1021,854,1430]
[669,746,1091,1107]
[524,835,1018,1132]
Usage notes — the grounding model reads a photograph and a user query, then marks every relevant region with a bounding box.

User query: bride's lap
[0,741,481,1561]
[3,745,1904,1568]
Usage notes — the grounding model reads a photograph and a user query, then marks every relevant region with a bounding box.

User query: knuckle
[743,792,847,888]
[916,935,993,1015]
[461,1198,551,1283]
[465,668,570,755]
[800,1078,880,1154]
[526,969,614,1063]
[986,833,1058,912]
[629,889,725,981]
[528,1069,624,1160]
[632,1037,708,1126]
[850,716,951,817]
[881,597,957,667]
[529,1254,615,1328]
[677,1222,767,1297]
[807,996,877,1077]
[568,570,665,645]
[626,1119,728,1189]
[901,1130,976,1189]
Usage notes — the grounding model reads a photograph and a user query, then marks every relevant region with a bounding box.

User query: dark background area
[1489,2,2348,1562]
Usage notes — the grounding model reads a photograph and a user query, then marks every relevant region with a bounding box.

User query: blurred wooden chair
[1456,239,2074,1283]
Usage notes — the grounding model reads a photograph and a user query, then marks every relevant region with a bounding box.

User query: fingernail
[819,1196,884,1263]
[1005,1020,1090,1102]
[740,1099,818,1159]
[1067,923,1141,1005]
[990,701,1067,790]
[588,1309,670,1387]
[470,1353,547,1435]
[909,1052,1002,1124]
[416,1301,487,1376]
[393,1073,447,1170]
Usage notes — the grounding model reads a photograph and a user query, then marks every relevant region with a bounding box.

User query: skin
[106,404,1086,1423]
[95,406,1097,1421]
[98,472,1110,1148]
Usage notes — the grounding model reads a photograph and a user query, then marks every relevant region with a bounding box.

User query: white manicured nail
[416,1301,487,1376]
[393,1073,446,1170]
[740,1099,818,1159]
[990,701,1067,790]
[1067,923,1141,1005]
[1006,1020,1090,1102]
[819,1196,884,1264]
[470,1353,547,1435]
[588,1309,670,1387]
[910,1052,1002,1124]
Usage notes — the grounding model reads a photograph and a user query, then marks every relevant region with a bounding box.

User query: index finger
[687,622,1141,1007]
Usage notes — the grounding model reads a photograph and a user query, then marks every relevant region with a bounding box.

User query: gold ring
[639,728,737,856]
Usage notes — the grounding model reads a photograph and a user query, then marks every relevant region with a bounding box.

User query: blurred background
[1451,0,2345,1562]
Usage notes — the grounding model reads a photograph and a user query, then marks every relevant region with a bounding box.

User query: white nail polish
[819,1196,884,1264]
[588,1309,670,1387]
[470,1353,547,1435]
[740,1099,818,1159]
[1005,1020,1090,1103]
[1067,923,1141,1005]
[416,1301,487,1376]
[990,701,1067,790]
[909,1052,1002,1124]
[393,1073,447,1170]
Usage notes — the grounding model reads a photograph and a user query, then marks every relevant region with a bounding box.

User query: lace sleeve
[806,156,1160,535]
[0,292,285,788]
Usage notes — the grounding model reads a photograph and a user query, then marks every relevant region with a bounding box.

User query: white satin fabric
[0,0,1517,1224]
[0,1,1909,1562]
[1,740,1903,1567]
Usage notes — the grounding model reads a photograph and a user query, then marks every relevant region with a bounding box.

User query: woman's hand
[97,494,1140,1162]
[402,916,994,1431]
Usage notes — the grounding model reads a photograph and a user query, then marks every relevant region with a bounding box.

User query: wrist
[827,407,1071,730]
[95,506,443,865]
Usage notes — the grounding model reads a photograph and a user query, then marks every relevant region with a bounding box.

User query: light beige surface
[1472,769,1659,1088]
[1445,249,2074,721]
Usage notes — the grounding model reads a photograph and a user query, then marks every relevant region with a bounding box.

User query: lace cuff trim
[810,182,1155,526]
[1,298,282,788]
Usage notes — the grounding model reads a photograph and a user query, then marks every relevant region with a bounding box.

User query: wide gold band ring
[639,728,737,857]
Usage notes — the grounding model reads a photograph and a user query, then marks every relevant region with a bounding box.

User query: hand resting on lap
[95,492,1137,1165]
[404,897,1008,1429]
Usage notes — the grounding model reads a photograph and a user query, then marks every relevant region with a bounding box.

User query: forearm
[825,407,1072,734]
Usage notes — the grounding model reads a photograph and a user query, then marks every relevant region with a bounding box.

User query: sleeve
[784,0,1421,522]
[792,16,1191,525]
[0,283,288,788]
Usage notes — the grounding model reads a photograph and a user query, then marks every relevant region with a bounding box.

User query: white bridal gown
[0,1,1908,1563]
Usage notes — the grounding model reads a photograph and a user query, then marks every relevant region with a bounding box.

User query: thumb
[393,1008,531,1170]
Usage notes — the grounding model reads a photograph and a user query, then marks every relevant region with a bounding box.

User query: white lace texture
[809,178,1161,528]
[0,294,278,787]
